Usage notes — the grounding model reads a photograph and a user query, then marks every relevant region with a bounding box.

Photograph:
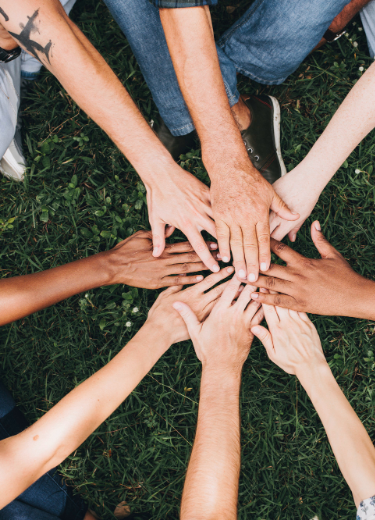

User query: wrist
[296,360,333,395]
[202,362,243,385]
[350,277,375,320]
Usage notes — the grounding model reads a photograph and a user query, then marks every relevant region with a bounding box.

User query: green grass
[1,2,375,519]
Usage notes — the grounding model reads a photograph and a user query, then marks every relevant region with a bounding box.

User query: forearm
[159,7,253,175]
[1,0,175,185]
[181,368,241,520]
[0,321,172,508]
[0,252,114,326]
[298,62,375,189]
[299,363,375,506]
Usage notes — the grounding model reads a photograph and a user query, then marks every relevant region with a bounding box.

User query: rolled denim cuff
[149,0,218,7]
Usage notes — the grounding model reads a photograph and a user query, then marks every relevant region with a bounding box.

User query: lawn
[1,1,375,519]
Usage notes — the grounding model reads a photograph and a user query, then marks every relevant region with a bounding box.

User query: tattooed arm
[0,0,219,271]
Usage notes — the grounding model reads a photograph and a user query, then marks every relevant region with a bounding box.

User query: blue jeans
[0,381,87,520]
[104,0,350,136]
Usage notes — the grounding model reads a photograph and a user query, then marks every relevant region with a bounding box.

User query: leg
[360,0,375,58]
[217,0,351,85]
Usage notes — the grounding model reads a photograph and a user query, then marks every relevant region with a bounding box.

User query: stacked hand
[172,276,264,371]
[105,229,218,289]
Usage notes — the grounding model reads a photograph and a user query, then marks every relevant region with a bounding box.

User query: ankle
[231,95,251,131]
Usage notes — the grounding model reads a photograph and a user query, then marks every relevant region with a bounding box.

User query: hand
[210,169,299,283]
[251,302,326,377]
[172,276,264,372]
[251,221,374,318]
[104,230,219,289]
[145,165,219,272]
[147,266,235,344]
[270,166,319,242]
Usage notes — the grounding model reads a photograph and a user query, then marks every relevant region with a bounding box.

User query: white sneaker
[0,135,26,182]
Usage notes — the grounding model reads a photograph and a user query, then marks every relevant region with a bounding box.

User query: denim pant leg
[217,0,351,85]
[103,0,239,136]
[0,380,87,520]
[360,0,375,58]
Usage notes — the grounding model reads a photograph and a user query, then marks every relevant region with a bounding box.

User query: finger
[197,266,234,293]
[250,325,275,358]
[199,216,217,240]
[288,224,302,243]
[242,298,261,323]
[236,284,254,312]
[165,225,175,239]
[151,220,166,257]
[186,227,220,272]
[166,241,217,255]
[261,302,280,329]
[164,274,205,286]
[203,279,231,305]
[311,221,340,259]
[270,193,300,222]
[250,274,291,294]
[220,275,242,307]
[160,285,183,297]
[256,221,271,274]
[241,225,258,282]
[270,238,304,265]
[166,261,207,275]
[251,292,297,311]
[230,226,247,281]
[249,305,264,327]
[216,220,231,263]
[172,301,200,336]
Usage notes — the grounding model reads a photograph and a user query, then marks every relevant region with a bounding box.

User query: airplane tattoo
[8,9,52,63]
[0,7,9,22]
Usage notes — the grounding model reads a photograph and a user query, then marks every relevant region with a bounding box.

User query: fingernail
[252,293,259,299]
[251,326,261,334]
[260,263,267,272]
[153,247,158,256]
[315,221,321,231]
[173,302,183,311]
[216,253,222,260]
[196,275,203,281]
[260,287,267,293]
[239,269,246,279]
[292,211,298,215]
[248,273,256,282]
[212,264,220,272]
[210,243,218,249]
[222,256,230,262]
[238,285,244,293]
[227,266,234,274]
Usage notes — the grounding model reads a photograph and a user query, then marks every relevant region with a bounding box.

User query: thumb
[165,224,176,239]
[172,301,200,335]
[151,220,166,257]
[311,221,338,259]
[271,194,300,222]
[251,325,274,358]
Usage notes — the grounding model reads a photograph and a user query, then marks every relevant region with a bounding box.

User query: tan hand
[210,170,298,283]
[104,229,219,289]
[146,166,219,272]
[251,221,371,317]
[172,276,264,372]
[147,266,235,344]
[251,302,326,377]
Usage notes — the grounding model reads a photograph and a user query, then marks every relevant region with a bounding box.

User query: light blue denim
[360,0,375,58]
[104,0,350,136]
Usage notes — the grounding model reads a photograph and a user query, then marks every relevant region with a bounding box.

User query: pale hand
[146,165,219,272]
[147,266,235,344]
[210,169,299,283]
[173,276,264,372]
[251,303,326,377]
[270,166,320,242]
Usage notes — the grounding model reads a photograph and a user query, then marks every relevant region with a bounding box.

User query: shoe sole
[0,148,25,182]
[268,95,287,177]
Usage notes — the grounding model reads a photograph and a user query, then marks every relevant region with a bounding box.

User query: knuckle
[274,242,287,254]
[181,263,188,272]
[257,233,270,245]
[188,253,197,262]
[194,242,207,253]
[274,296,282,306]
[266,277,276,288]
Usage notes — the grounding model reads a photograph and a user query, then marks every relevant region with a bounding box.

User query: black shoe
[156,118,197,161]
[241,95,286,184]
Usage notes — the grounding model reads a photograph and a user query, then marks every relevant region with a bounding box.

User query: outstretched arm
[252,305,375,507]
[0,0,219,270]
[270,61,375,241]
[159,6,297,283]
[0,266,234,508]
[0,231,216,326]
[174,277,264,519]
